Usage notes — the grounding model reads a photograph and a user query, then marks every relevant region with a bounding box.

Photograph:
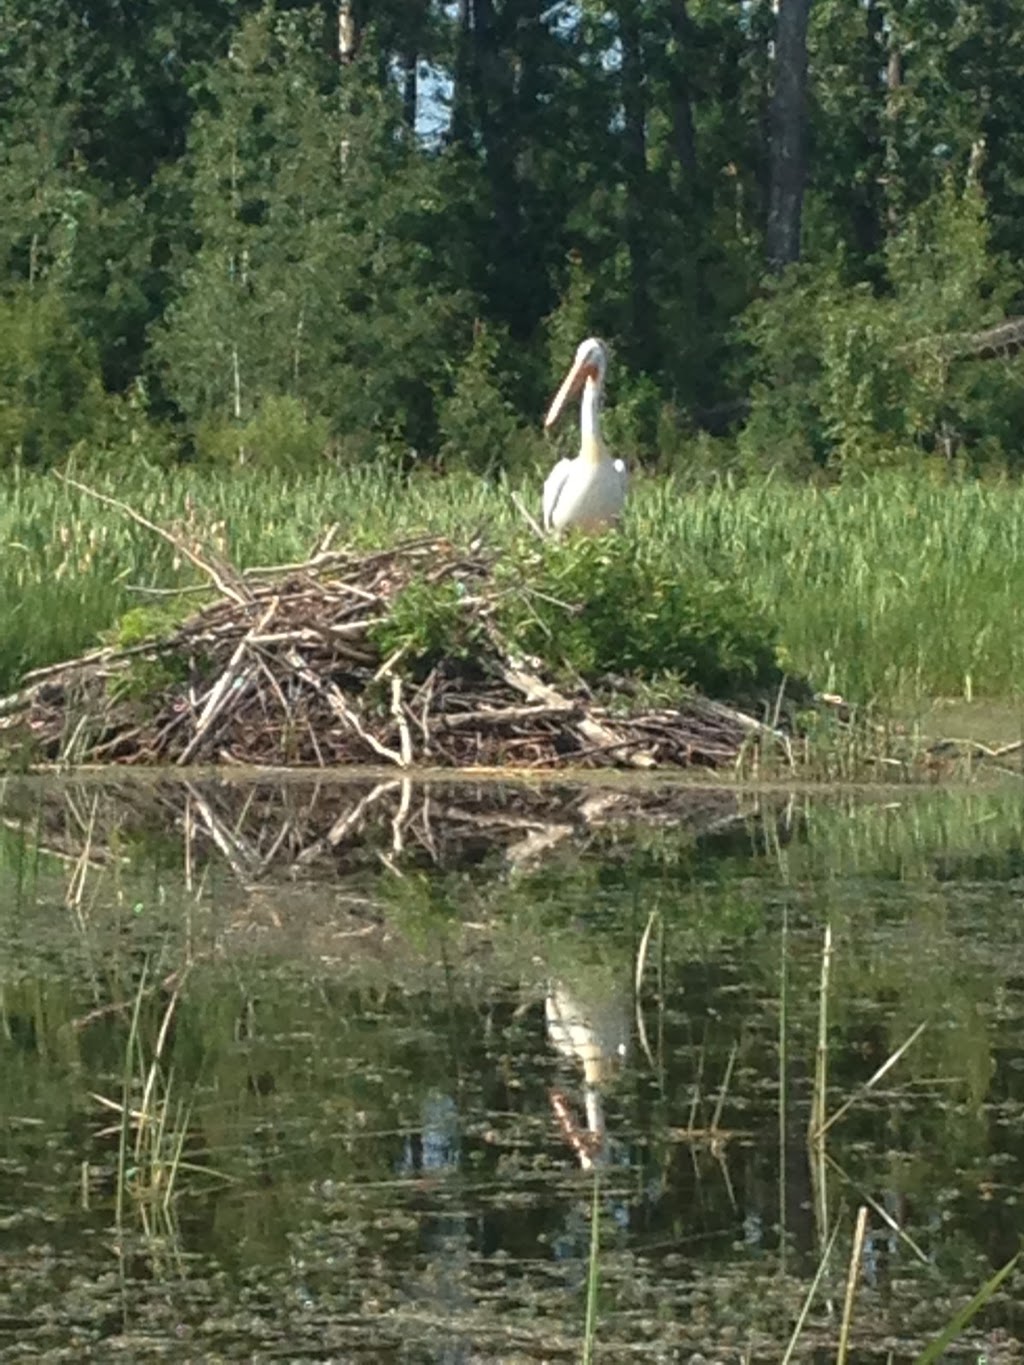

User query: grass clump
[106,601,199,649]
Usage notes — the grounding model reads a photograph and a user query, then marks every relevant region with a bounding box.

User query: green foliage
[7,464,1024,713]
[0,285,111,467]
[436,324,534,477]
[741,180,1024,474]
[1,0,1023,472]
[106,655,190,705]
[545,255,597,392]
[601,371,671,469]
[87,384,180,472]
[370,577,483,678]
[101,601,196,702]
[196,395,330,471]
[105,600,196,650]
[497,536,782,699]
[153,6,471,459]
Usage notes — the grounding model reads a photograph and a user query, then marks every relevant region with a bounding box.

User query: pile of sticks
[0,486,782,771]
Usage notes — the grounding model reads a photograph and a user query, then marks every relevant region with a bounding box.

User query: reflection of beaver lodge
[0,776,787,881]
[1,517,786,771]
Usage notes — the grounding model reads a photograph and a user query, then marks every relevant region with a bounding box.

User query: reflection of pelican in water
[545,979,629,1169]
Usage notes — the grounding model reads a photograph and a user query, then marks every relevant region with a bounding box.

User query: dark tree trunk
[450,0,473,146]
[402,48,417,131]
[664,0,698,185]
[617,1,653,366]
[850,0,885,262]
[766,0,813,270]
[451,0,529,333]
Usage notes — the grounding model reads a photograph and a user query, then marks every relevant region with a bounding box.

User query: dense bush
[740,181,1024,475]
[0,286,112,467]
[496,536,782,699]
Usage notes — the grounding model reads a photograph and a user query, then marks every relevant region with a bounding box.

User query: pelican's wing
[613,459,628,516]
[542,457,573,531]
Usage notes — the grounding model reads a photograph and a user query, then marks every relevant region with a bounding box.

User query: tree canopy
[2,0,1023,476]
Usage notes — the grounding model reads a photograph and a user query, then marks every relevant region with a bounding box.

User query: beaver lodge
[0,487,796,771]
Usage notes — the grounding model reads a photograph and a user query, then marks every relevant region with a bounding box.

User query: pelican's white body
[542,447,628,533]
[541,337,627,535]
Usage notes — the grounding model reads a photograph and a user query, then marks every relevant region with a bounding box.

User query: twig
[57,473,251,605]
[837,1207,869,1365]
[176,600,278,765]
[391,676,413,767]
[500,661,655,768]
[511,491,546,539]
[284,648,404,766]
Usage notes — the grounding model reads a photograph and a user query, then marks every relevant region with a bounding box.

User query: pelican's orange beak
[545,353,599,429]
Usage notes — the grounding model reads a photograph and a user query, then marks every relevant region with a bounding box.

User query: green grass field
[2,462,1023,722]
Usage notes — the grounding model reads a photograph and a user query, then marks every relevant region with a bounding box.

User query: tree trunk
[850,0,885,262]
[617,1,653,366]
[446,0,531,331]
[336,0,359,63]
[402,48,417,131]
[664,0,698,185]
[450,0,473,145]
[883,18,903,226]
[766,0,813,270]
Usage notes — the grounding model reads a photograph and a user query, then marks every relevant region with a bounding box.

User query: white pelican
[542,337,627,534]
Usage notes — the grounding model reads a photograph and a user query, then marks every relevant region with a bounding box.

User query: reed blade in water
[912,1254,1020,1365]
[582,1172,601,1365]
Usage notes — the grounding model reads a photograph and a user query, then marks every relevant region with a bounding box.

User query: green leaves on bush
[196,396,330,471]
[370,577,484,679]
[0,285,111,467]
[740,179,1024,475]
[436,323,540,478]
[369,531,782,702]
[497,536,782,699]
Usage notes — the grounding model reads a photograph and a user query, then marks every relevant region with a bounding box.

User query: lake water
[1,774,1023,1362]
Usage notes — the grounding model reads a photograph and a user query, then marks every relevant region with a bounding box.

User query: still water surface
[1,775,1023,1361]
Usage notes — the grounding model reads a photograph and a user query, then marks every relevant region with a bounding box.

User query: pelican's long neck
[580,375,605,465]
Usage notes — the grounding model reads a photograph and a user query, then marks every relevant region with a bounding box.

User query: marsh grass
[3,464,1024,716]
[783,917,1014,1360]
[781,1210,1017,1362]
[582,1173,601,1365]
[88,962,229,1253]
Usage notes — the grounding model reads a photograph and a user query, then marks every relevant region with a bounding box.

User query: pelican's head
[544,337,608,429]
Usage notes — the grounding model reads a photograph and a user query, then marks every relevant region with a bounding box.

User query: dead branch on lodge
[0,493,784,772]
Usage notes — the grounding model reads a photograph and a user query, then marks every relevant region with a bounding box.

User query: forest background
[4,0,1024,480]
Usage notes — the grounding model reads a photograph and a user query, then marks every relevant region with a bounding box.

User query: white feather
[543,453,626,533]
[542,457,574,531]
